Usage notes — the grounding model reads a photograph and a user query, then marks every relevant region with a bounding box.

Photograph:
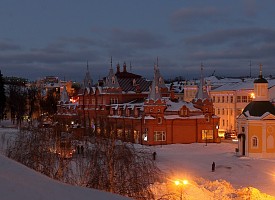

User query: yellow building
[237,67,275,158]
[210,80,255,137]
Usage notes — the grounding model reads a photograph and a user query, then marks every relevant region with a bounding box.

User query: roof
[165,99,200,112]
[254,76,268,83]
[117,78,151,93]
[242,101,275,117]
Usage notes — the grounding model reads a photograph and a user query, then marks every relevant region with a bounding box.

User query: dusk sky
[1,0,275,82]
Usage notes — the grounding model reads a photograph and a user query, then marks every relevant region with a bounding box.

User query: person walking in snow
[212,162,215,172]
[153,152,156,160]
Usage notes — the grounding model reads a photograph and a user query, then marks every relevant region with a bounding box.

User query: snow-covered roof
[165,99,200,112]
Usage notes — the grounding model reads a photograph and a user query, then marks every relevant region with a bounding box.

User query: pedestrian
[212,161,215,172]
[153,151,156,160]
[81,145,84,155]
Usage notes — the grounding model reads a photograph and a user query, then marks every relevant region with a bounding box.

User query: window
[242,127,245,132]
[154,131,166,141]
[242,96,247,103]
[217,97,220,103]
[230,96,233,103]
[143,128,148,141]
[202,130,213,140]
[157,117,162,124]
[237,96,241,103]
[212,96,215,103]
[134,108,139,116]
[226,96,229,103]
[112,76,115,84]
[222,108,224,115]
[217,109,220,115]
[157,109,161,113]
[126,109,130,117]
[252,136,258,148]
[222,96,224,103]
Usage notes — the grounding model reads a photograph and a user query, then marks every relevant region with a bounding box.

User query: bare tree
[6,127,60,178]
[85,136,161,199]
[6,125,162,200]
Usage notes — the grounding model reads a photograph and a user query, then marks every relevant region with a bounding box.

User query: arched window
[157,117,162,124]
[252,136,258,148]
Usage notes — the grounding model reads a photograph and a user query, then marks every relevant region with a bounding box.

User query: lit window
[143,128,148,141]
[154,131,166,141]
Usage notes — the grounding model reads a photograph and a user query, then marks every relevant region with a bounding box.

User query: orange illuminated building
[56,61,220,145]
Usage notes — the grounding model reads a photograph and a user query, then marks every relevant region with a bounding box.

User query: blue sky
[1,0,275,82]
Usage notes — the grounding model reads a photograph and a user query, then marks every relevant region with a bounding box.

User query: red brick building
[56,62,220,145]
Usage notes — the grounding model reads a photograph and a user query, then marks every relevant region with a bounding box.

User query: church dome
[254,76,268,83]
[242,101,275,117]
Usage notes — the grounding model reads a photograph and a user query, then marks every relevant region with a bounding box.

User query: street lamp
[174,179,188,200]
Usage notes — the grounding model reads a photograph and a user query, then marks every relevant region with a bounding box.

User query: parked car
[224,132,237,139]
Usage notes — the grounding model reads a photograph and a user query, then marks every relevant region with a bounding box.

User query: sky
[1,0,275,82]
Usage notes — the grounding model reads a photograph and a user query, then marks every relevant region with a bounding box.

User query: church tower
[83,61,93,88]
[253,64,269,101]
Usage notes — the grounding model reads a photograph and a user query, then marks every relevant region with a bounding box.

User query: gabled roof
[117,78,151,93]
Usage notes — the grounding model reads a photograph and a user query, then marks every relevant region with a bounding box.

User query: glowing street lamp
[174,179,189,200]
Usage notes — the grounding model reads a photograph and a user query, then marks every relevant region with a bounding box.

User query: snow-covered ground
[151,142,275,199]
[0,126,129,200]
[0,153,129,200]
[0,124,275,199]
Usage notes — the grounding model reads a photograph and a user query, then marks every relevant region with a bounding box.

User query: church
[237,66,275,158]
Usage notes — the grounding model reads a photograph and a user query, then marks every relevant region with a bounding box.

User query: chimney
[116,63,120,73]
[123,62,127,72]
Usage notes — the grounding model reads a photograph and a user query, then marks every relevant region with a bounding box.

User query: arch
[251,136,258,148]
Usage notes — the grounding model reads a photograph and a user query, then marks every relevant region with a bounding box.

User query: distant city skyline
[1,0,275,81]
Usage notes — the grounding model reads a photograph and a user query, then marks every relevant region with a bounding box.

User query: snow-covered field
[151,142,275,199]
[0,124,275,199]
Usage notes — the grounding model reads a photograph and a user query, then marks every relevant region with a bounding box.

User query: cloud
[110,28,168,49]
[0,40,21,51]
[242,0,257,17]
[170,6,225,32]
[185,27,275,47]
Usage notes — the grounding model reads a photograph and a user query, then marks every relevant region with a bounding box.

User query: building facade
[237,68,275,158]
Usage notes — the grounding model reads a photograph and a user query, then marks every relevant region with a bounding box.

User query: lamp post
[174,179,188,200]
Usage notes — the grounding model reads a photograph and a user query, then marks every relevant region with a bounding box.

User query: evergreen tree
[0,71,6,120]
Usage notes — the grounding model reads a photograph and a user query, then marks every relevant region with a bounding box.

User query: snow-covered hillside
[0,153,129,200]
